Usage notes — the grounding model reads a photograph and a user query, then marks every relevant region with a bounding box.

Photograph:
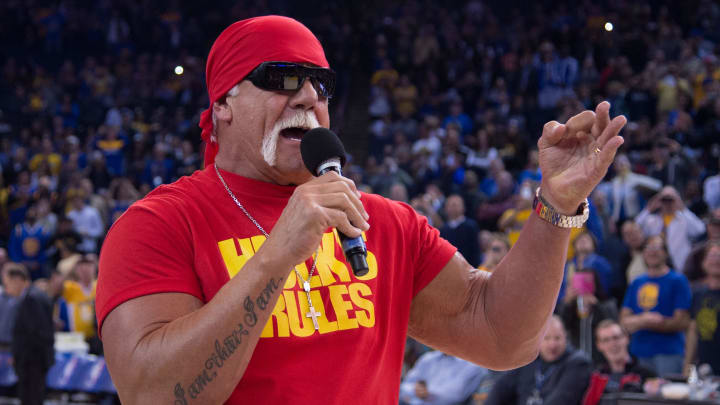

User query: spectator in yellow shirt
[57,254,97,341]
[28,137,62,176]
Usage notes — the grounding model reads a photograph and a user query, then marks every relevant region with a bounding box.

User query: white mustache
[262,112,321,166]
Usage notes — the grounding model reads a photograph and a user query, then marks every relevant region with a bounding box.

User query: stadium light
[604,22,614,32]
[174,65,184,75]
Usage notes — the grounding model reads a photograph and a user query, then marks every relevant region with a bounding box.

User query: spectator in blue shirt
[400,350,488,405]
[8,205,52,280]
[559,231,616,303]
[620,235,692,375]
[141,142,176,187]
[442,101,473,137]
[94,125,129,177]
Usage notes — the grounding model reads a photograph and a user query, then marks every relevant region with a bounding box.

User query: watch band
[532,187,589,228]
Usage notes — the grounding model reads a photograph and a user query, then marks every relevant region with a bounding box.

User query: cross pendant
[306,304,321,331]
[303,282,321,330]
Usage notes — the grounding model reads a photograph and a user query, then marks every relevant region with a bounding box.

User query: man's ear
[213,100,232,124]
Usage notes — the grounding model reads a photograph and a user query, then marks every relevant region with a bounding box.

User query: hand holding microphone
[301,128,370,276]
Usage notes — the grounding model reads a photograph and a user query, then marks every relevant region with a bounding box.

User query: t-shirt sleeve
[387,199,457,297]
[95,200,202,337]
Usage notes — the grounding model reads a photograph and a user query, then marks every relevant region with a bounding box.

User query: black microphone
[301,128,369,277]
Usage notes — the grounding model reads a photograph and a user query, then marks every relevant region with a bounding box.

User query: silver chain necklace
[214,163,323,330]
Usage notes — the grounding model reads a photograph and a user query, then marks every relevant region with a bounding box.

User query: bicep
[408,252,496,360]
[101,293,203,387]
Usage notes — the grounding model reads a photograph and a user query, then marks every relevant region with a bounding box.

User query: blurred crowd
[1,0,720,403]
[364,0,720,404]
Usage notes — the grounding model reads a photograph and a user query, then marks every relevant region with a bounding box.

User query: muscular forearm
[482,214,570,366]
[105,248,291,404]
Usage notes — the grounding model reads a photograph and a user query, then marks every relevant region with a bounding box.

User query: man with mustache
[95,16,627,404]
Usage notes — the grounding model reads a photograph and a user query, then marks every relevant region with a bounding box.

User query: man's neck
[647,265,669,277]
[215,155,311,186]
[447,216,465,226]
[608,354,630,373]
[707,275,720,290]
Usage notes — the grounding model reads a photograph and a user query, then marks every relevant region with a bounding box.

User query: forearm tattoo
[173,276,283,404]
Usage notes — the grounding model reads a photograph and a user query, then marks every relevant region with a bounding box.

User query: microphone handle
[317,161,369,276]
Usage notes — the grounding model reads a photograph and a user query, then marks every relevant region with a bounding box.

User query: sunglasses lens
[251,63,335,98]
[283,75,300,90]
[311,71,335,97]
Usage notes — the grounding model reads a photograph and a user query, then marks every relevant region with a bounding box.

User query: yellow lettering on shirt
[349,283,375,328]
[309,290,338,334]
[284,290,315,338]
[314,232,351,286]
[283,268,297,290]
[328,284,358,330]
[218,237,255,278]
[219,232,378,338]
[292,262,323,290]
[250,235,266,252]
[261,294,290,338]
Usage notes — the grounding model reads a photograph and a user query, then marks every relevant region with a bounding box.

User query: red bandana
[199,15,329,167]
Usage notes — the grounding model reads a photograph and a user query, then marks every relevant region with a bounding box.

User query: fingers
[591,101,611,139]
[322,192,370,233]
[597,113,627,148]
[324,207,364,238]
[597,110,626,149]
[538,109,596,149]
[565,110,595,136]
[300,172,369,237]
[314,171,361,198]
[537,121,566,149]
[307,175,368,220]
[597,135,625,168]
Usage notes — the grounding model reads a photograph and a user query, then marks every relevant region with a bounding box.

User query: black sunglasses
[245,61,336,98]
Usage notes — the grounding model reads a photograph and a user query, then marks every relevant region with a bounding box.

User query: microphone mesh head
[300,128,347,174]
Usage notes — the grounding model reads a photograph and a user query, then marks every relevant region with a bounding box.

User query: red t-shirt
[96,166,456,404]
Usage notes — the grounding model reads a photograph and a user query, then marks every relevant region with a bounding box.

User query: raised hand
[538,101,626,214]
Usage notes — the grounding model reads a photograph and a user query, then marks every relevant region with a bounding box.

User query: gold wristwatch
[532,187,589,228]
